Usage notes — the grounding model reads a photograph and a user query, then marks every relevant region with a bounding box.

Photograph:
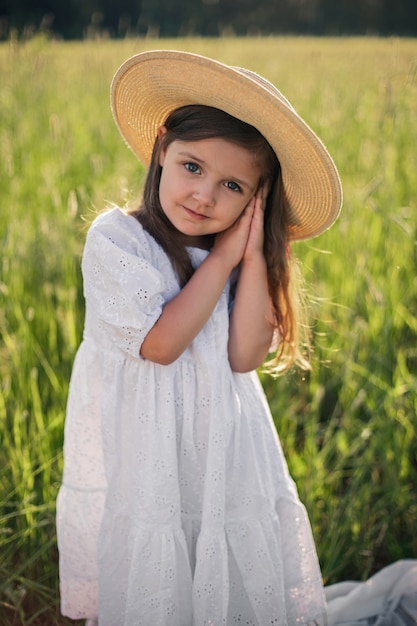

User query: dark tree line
[1,0,416,40]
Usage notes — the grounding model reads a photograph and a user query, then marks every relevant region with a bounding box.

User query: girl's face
[158,134,261,247]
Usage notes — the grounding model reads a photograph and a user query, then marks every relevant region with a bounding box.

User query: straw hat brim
[111,50,342,241]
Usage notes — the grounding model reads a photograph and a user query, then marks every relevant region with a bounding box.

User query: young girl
[56,50,342,626]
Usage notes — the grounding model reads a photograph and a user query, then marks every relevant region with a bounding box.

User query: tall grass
[1,36,416,624]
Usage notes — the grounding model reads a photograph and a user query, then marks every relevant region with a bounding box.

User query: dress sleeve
[81,211,167,358]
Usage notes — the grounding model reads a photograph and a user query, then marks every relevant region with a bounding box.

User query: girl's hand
[243,186,267,262]
[227,185,273,372]
[211,200,255,269]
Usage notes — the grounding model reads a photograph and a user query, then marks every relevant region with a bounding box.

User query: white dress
[56,207,327,626]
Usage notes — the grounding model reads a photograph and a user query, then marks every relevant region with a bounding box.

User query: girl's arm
[140,203,255,365]
[227,190,275,372]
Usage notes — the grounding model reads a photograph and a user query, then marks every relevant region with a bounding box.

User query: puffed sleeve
[81,210,169,358]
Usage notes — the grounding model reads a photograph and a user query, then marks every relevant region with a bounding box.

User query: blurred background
[1,0,416,624]
[1,0,417,40]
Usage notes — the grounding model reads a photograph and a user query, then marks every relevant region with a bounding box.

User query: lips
[183,207,208,220]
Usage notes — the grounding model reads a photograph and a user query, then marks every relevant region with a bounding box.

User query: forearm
[228,255,274,372]
[140,252,232,364]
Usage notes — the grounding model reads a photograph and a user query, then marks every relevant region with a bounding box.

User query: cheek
[158,170,169,210]
[219,203,246,229]
[159,164,173,194]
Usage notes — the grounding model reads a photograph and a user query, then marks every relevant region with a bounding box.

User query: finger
[238,197,256,224]
[252,191,266,224]
[247,193,257,211]
[249,188,262,214]
[256,185,269,212]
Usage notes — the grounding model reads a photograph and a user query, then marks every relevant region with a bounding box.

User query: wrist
[241,249,267,270]
[208,246,240,273]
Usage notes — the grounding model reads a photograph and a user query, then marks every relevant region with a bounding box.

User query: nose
[192,181,215,207]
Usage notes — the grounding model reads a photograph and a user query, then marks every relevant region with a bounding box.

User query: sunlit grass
[1,36,416,623]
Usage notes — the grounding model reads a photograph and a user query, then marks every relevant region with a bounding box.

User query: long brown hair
[129,105,309,373]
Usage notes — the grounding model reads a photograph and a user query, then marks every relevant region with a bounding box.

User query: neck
[183,234,213,250]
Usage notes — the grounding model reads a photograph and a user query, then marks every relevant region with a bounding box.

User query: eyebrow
[177,150,255,191]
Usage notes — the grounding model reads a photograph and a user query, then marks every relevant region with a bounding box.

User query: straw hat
[111,50,342,241]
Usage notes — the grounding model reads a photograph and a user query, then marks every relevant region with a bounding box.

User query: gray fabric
[326,561,417,626]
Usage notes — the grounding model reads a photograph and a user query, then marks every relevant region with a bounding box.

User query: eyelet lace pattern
[56,208,326,626]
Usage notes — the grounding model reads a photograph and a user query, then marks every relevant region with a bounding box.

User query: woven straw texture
[111,50,342,241]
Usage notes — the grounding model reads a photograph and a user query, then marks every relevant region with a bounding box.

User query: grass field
[1,36,416,624]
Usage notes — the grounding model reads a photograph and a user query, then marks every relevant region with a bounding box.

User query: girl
[56,50,342,626]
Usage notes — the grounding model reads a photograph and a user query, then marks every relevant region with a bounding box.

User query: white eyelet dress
[56,208,327,626]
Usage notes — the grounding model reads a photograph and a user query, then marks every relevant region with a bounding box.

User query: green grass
[1,36,416,624]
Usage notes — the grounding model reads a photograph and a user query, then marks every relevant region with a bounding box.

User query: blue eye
[225,181,241,193]
[184,162,200,174]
